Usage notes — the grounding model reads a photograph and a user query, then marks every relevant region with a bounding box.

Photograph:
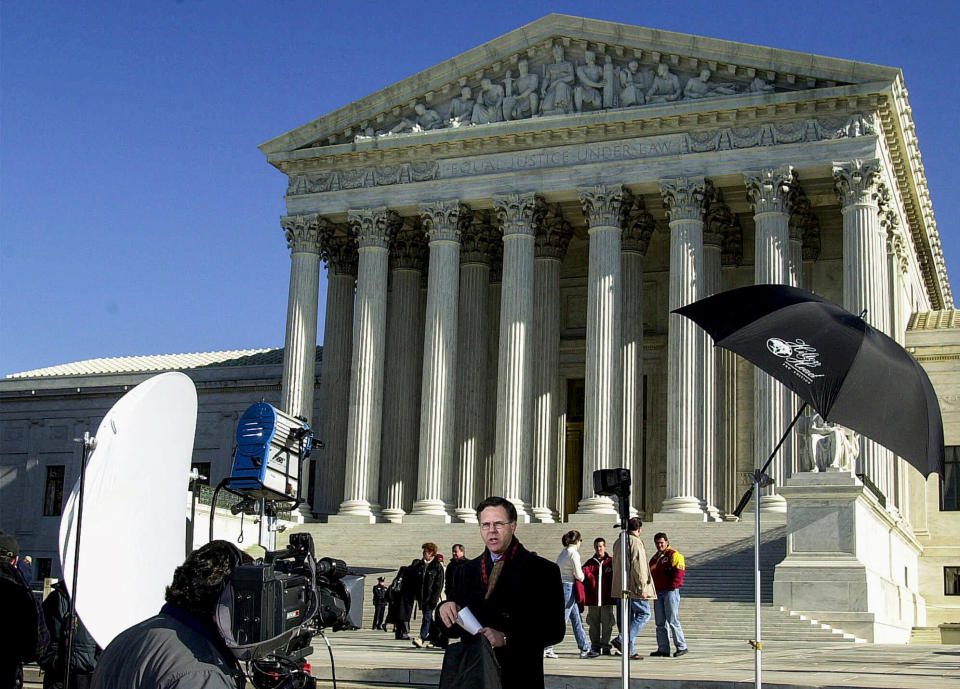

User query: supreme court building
[260,14,953,525]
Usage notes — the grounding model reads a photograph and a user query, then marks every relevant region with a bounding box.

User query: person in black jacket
[0,532,48,689]
[385,564,416,640]
[371,577,388,631]
[411,542,444,648]
[444,544,467,596]
[438,496,565,689]
[40,580,100,689]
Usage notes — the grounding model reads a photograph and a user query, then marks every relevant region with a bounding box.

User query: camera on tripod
[217,532,363,689]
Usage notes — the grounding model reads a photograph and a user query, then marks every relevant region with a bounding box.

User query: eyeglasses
[480,521,512,532]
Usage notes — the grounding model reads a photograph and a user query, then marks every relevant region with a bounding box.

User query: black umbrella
[675,284,945,689]
[675,283,944,479]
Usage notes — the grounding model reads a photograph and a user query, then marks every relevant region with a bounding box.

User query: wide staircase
[290,515,863,644]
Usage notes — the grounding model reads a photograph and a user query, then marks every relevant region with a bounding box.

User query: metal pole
[620,522,629,689]
[754,472,762,689]
[64,432,96,689]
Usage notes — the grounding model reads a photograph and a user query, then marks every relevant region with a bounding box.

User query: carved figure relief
[334,40,853,147]
[540,43,575,115]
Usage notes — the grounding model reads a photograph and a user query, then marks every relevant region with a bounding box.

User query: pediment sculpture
[349,41,801,145]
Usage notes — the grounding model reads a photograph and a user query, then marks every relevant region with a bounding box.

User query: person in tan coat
[610,517,656,659]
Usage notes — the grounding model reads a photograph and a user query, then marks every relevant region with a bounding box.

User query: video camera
[217,532,364,689]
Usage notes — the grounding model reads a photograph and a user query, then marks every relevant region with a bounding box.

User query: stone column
[834,159,894,503]
[531,204,573,522]
[621,200,655,515]
[658,177,708,519]
[280,214,324,422]
[312,232,357,515]
[410,201,467,520]
[493,193,541,521]
[576,185,630,517]
[746,167,794,513]
[379,224,427,522]
[483,249,503,502]
[701,197,728,521]
[337,209,396,521]
[454,212,496,522]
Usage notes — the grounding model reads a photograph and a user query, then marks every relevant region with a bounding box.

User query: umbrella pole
[738,401,808,689]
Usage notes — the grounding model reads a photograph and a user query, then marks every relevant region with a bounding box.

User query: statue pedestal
[773,472,925,642]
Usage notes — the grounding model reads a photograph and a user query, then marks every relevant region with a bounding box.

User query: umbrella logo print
[766,338,825,384]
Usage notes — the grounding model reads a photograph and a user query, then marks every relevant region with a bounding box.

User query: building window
[43,465,65,516]
[946,567,960,596]
[942,446,959,511]
[36,558,52,583]
[191,462,211,486]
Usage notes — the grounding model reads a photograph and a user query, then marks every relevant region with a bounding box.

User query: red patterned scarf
[481,537,522,598]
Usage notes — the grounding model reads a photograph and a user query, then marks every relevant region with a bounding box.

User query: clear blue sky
[2,0,957,376]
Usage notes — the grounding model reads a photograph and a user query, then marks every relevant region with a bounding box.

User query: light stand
[63,431,96,689]
[593,469,631,689]
[732,401,808,689]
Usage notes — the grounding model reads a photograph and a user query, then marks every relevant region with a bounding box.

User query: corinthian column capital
[493,192,542,237]
[390,220,428,271]
[660,177,708,222]
[347,208,398,249]
[833,159,883,209]
[622,198,656,254]
[419,201,470,242]
[460,210,499,264]
[534,203,574,259]
[745,167,794,215]
[578,185,631,229]
[319,230,359,276]
[281,213,324,254]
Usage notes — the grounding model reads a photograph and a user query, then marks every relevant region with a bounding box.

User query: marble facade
[261,15,951,525]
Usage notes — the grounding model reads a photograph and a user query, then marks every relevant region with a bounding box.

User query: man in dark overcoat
[438,496,565,689]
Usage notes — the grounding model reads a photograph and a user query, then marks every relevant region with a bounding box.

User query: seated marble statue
[683,68,739,99]
[471,78,504,125]
[802,412,860,473]
[540,43,575,115]
[619,60,649,107]
[389,103,443,134]
[747,76,775,93]
[504,59,539,120]
[574,50,605,112]
[646,62,682,103]
[449,86,475,127]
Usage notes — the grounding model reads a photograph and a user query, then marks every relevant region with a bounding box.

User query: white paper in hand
[456,607,483,635]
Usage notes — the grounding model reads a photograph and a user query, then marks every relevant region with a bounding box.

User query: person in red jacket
[581,537,617,655]
[648,532,688,657]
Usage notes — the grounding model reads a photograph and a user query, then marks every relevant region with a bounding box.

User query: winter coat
[372,583,388,607]
[90,604,242,689]
[0,561,48,687]
[444,557,468,596]
[386,564,417,624]
[649,547,686,591]
[443,540,565,689]
[581,553,615,606]
[413,556,444,610]
[40,580,100,687]
[611,532,656,600]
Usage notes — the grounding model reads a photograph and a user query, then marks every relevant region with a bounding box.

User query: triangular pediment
[260,14,899,156]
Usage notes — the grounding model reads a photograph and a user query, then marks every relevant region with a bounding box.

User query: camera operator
[91,540,251,689]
